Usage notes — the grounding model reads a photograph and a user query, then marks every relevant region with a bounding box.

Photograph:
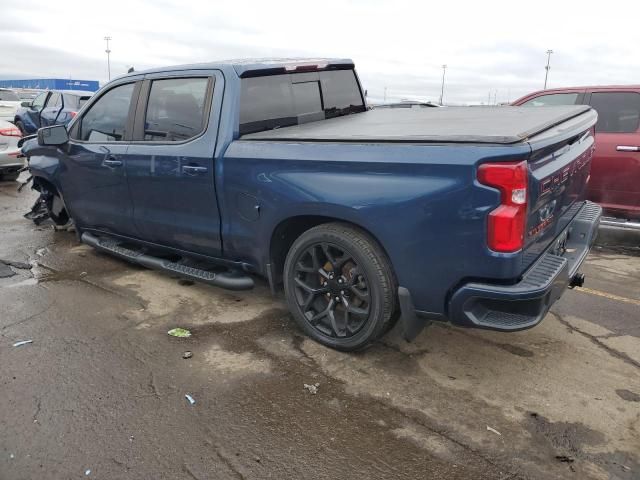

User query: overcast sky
[1,0,639,104]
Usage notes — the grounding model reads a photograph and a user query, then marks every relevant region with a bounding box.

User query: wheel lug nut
[340,290,344,295]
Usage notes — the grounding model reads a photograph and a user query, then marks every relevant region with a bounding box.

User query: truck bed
[241,105,592,145]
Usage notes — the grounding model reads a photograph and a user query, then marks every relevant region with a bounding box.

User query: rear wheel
[283,222,397,351]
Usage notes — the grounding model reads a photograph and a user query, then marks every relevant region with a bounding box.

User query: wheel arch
[268,214,395,287]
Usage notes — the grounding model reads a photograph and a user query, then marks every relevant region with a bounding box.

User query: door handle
[103,157,123,167]
[182,165,208,175]
[616,145,640,152]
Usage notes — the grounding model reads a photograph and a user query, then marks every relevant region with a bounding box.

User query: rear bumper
[447,201,601,331]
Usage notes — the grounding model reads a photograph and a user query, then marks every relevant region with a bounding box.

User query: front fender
[22,138,63,185]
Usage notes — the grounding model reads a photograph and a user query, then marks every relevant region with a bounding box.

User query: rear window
[239,69,365,135]
[589,92,640,133]
[520,93,579,107]
[0,90,20,101]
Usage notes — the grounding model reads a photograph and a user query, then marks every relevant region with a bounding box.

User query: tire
[14,121,27,137]
[283,222,397,351]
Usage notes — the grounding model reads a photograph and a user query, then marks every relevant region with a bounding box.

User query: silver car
[0,89,22,123]
[0,120,23,181]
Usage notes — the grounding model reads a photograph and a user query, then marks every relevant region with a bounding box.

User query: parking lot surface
[1,179,639,480]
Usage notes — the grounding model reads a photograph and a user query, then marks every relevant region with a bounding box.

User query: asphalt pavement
[1,178,638,480]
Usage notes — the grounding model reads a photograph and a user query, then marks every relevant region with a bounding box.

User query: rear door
[586,90,640,219]
[125,70,223,257]
[60,79,142,235]
[40,92,62,127]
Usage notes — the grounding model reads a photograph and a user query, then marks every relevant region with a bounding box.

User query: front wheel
[283,223,397,351]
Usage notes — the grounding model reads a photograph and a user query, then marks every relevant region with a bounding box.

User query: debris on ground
[304,383,320,395]
[36,248,47,257]
[555,455,575,463]
[182,351,193,359]
[185,394,196,405]
[12,340,33,347]
[0,259,32,270]
[85,468,91,475]
[0,262,15,278]
[168,328,191,338]
[486,426,502,436]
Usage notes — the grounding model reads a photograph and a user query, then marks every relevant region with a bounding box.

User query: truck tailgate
[522,107,598,269]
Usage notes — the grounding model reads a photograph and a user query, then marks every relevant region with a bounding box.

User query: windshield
[0,90,20,102]
[239,69,365,135]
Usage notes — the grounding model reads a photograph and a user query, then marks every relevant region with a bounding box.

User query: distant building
[0,78,99,92]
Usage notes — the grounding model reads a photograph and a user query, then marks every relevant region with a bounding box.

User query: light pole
[104,36,112,81]
[439,64,447,106]
[544,49,553,89]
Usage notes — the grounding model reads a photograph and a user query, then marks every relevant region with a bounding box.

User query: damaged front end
[19,135,71,228]
[24,178,70,227]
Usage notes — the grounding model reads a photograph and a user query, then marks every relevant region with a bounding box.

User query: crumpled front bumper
[447,201,602,331]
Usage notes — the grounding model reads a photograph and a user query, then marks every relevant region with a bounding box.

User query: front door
[59,80,141,236]
[125,71,223,257]
[587,90,640,219]
[24,91,49,132]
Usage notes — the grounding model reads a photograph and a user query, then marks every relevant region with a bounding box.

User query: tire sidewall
[284,228,390,351]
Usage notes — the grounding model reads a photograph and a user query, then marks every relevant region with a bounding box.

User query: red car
[513,86,640,220]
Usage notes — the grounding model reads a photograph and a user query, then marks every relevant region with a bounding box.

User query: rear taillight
[477,160,528,253]
[0,126,21,137]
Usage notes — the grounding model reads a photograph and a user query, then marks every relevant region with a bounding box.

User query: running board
[81,232,254,290]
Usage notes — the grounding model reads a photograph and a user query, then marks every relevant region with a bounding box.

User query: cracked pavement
[1,179,639,479]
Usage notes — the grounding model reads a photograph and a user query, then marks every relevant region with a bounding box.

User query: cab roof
[122,58,355,79]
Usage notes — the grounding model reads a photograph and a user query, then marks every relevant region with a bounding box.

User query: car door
[59,79,142,236]
[125,70,223,257]
[40,92,62,127]
[24,91,49,131]
[586,90,640,219]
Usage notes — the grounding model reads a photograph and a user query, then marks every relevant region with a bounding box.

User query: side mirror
[37,125,69,147]
[21,101,32,108]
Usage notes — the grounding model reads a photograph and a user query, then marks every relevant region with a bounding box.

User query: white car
[0,88,22,123]
[0,120,23,181]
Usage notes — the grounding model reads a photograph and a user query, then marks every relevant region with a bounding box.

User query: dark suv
[14,90,93,136]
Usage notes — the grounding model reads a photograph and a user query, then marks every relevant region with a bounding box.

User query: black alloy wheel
[284,223,397,351]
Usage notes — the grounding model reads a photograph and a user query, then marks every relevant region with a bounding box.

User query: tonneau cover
[241,105,593,145]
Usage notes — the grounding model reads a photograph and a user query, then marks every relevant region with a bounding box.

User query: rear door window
[589,92,640,133]
[143,77,209,141]
[520,93,579,107]
[76,83,136,142]
[46,92,61,108]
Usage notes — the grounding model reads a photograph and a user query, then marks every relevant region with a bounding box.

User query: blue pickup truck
[22,58,601,351]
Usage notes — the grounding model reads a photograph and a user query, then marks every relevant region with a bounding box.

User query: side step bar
[81,232,254,291]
